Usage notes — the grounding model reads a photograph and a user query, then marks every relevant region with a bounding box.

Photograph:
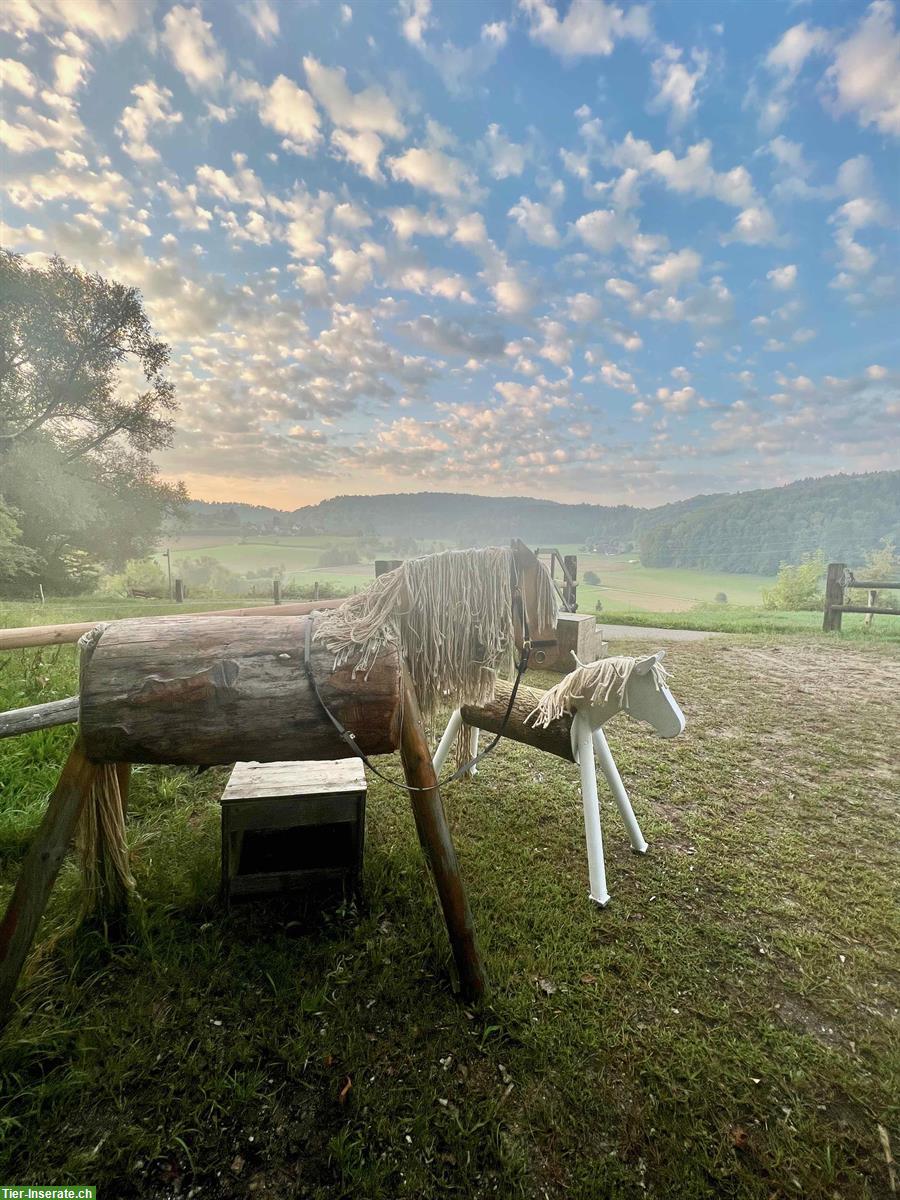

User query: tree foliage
[762,551,827,611]
[0,496,38,583]
[0,252,185,592]
[861,538,899,609]
[639,473,900,575]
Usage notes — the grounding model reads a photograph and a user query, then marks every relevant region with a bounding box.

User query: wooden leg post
[0,739,96,1023]
[399,664,486,1001]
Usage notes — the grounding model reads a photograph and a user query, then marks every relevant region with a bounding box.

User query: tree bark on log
[79,615,402,766]
[460,679,575,763]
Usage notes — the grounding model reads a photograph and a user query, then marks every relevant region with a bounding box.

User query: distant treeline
[178,471,900,576]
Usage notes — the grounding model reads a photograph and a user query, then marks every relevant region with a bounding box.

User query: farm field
[157,536,777,612]
[1,602,898,1198]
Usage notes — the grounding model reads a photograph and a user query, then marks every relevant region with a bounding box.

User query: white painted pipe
[592,725,648,854]
[433,708,462,774]
[573,710,610,906]
[467,723,479,776]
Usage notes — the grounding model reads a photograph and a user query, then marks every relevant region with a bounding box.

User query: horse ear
[633,651,664,675]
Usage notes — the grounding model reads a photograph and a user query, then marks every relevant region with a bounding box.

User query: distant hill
[180,471,900,575]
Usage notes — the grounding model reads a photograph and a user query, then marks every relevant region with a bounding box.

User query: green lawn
[558,552,775,613]
[1,603,898,1197]
[153,539,777,612]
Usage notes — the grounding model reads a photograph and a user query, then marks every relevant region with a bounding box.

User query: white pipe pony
[433,651,685,906]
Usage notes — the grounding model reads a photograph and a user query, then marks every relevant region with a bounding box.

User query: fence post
[864,588,877,629]
[563,554,578,610]
[823,562,845,632]
[174,578,184,604]
[313,580,320,601]
[273,579,281,605]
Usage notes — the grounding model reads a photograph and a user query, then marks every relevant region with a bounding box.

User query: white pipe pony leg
[432,708,462,774]
[467,724,479,775]
[432,710,479,778]
[592,726,647,854]
[573,709,610,906]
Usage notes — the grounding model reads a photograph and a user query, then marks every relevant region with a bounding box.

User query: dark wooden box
[220,759,366,902]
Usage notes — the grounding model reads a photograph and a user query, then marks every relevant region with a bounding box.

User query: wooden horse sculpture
[434,651,685,906]
[0,542,558,1021]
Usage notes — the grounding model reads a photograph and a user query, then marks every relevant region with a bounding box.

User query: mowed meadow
[158,533,776,612]
[0,599,898,1199]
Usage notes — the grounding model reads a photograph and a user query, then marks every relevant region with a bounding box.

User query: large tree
[0,251,185,592]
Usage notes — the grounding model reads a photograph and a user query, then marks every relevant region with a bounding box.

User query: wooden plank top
[223,758,367,801]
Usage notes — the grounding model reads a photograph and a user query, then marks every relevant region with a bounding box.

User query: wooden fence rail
[823,563,900,632]
[0,597,345,652]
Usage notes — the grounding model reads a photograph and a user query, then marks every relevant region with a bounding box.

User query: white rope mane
[314,545,558,718]
[527,653,670,729]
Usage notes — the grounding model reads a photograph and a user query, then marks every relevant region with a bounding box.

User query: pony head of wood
[527,650,685,740]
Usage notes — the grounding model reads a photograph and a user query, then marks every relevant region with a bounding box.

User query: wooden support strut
[0,739,96,1023]
[399,662,487,1002]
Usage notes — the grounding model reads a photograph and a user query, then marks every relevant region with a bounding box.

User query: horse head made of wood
[510,539,559,652]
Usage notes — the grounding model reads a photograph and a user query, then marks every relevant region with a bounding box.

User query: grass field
[1,601,898,1198]
[157,536,777,612]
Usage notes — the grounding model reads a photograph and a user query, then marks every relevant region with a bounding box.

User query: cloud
[259,74,321,152]
[648,248,702,291]
[767,264,797,290]
[196,153,265,206]
[765,21,830,79]
[0,94,85,154]
[3,165,130,209]
[303,56,405,138]
[484,123,527,178]
[0,0,144,42]
[53,34,92,94]
[385,206,450,240]
[613,133,777,245]
[1,58,37,97]
[159,180,213,230]
[398,0,507,93]
[403,315,506,357]
[756,21,831,131]
[649,46,708,126]
[387,145,475,198]
[242,0,278,43]
[162,5,226,91]
[519,0,651,58]
[331,129,385,181]
[508,196,560,247]
[823,0,900,136]
[568,292,600,321]
[117,81,182,163]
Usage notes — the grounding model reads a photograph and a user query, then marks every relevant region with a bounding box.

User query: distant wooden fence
[823,563,900,631]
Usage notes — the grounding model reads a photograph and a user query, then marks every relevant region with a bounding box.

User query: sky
[1,0,898,510]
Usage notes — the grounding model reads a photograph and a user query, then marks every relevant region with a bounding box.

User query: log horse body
[0,542,558,1020]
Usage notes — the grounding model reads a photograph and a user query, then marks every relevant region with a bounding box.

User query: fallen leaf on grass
[730,1127,749,1149]
[535,978,556,995]
[339,1076,353,1104]
[231,1156,245,1174]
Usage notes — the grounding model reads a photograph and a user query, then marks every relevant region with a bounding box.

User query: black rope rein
[302,599,532,794]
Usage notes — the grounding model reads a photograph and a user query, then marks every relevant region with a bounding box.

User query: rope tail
[76,625,136,913]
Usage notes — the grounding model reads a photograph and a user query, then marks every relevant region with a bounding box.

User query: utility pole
[164,548,173,599]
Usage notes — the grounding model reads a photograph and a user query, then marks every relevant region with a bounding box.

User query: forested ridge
[184,471,899,575]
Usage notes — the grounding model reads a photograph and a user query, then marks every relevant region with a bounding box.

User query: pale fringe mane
[76,624,136,912]
[314,546,558,718]
[527,653,670,729]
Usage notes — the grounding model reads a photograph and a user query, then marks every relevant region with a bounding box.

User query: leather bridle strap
[303,603,532,794]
